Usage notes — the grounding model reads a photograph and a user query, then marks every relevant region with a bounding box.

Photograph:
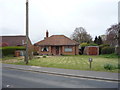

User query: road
[2,68,119,88]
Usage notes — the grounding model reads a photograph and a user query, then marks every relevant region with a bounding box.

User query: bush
[43,55,47,58]
[104,64,116,70]
[116,64,120,69]
[101,46,115,54]
[99,44,110,47]
[1,46,25,56]
[100,53,119,58]
[80,43,88,54]
[99,44,110,54]
[80,43,88,47]
[33,52,39,55]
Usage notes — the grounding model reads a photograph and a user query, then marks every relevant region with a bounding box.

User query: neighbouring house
[0,35,33,57]
[34,31,79,55]
[0,35,32,47]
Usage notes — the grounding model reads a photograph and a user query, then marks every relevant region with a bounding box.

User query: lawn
[0,56,24,63]
[2,54,119,73]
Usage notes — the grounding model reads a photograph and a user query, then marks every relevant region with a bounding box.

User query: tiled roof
[35,35,79,46]
[0,35,32,46]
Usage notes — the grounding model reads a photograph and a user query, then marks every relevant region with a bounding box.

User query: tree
[97,36,103,45]
[100,35,107,44]
[71,27,92,43]
[94,36,103,45]
[106,23,120,47]
[94,36,98,44]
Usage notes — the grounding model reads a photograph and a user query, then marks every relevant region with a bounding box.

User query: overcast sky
[0,0,119,44]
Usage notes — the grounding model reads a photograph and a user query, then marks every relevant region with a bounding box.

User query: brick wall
[62,45,79,55]
[34,45,79,55]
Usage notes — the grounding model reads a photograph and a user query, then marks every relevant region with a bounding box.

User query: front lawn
[0,56,24,63]
[3,54,119,73]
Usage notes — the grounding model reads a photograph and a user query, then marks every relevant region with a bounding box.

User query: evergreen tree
[94,36,98,44]
[97,36,103,45]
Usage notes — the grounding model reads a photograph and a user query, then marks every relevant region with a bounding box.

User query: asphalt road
[2,68,119,88]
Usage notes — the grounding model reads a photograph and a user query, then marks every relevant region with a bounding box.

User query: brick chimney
[44,30,49,39]
[46,30,49,38]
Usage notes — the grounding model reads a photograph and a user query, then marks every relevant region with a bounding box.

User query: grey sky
[0,0,119,44]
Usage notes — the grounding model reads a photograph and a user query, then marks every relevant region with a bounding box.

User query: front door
[56,46,59,55]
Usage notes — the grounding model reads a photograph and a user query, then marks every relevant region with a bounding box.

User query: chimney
[44,30,49,39]
[46,30,49,38]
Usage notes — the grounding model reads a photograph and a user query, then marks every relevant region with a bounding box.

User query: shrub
[1,46,25,56]
[100,53,119,58]
[104,64,116,70]
[99,44,110,54]
[33,52,39,55]
[101,46,115,54]
[99,44,110,48]
[80,43,88,54]
[80,43,88,47]
[115,64,120,69]
[43,55,47,58]
[2,42,9,47]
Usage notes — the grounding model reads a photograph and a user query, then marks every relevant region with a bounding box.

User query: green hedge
[1,46,25,56]
[87,43,98,46]
[80,43,98,47]
[99,44,110,54]
[101,46,115,54]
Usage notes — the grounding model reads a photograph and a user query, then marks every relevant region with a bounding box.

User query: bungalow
[34,31,79,55]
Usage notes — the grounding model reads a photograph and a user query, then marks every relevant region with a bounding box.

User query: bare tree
[106,23,120,47]
[71,27,92,43]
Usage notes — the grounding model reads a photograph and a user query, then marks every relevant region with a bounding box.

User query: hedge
[1,46,25,56]
[99,44,110,54]
[101,46,115,54]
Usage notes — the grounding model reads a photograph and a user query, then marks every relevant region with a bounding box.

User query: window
[41,47,49,52]
[64,46,72,52]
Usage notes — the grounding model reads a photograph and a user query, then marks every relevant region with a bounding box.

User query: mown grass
[5,54,119,73]
[0,56,24,63]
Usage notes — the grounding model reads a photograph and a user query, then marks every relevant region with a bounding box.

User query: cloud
[0,0,119,43]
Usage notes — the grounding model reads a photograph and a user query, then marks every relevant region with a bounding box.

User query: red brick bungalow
[34,31,79,55]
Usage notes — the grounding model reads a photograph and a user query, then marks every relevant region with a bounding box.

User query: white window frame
[41,46,49,52]
[64,46,72,52]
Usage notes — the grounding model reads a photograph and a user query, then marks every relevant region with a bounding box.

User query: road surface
[2,68,119,88]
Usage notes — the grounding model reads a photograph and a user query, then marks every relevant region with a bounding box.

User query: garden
[1,54,119,73]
